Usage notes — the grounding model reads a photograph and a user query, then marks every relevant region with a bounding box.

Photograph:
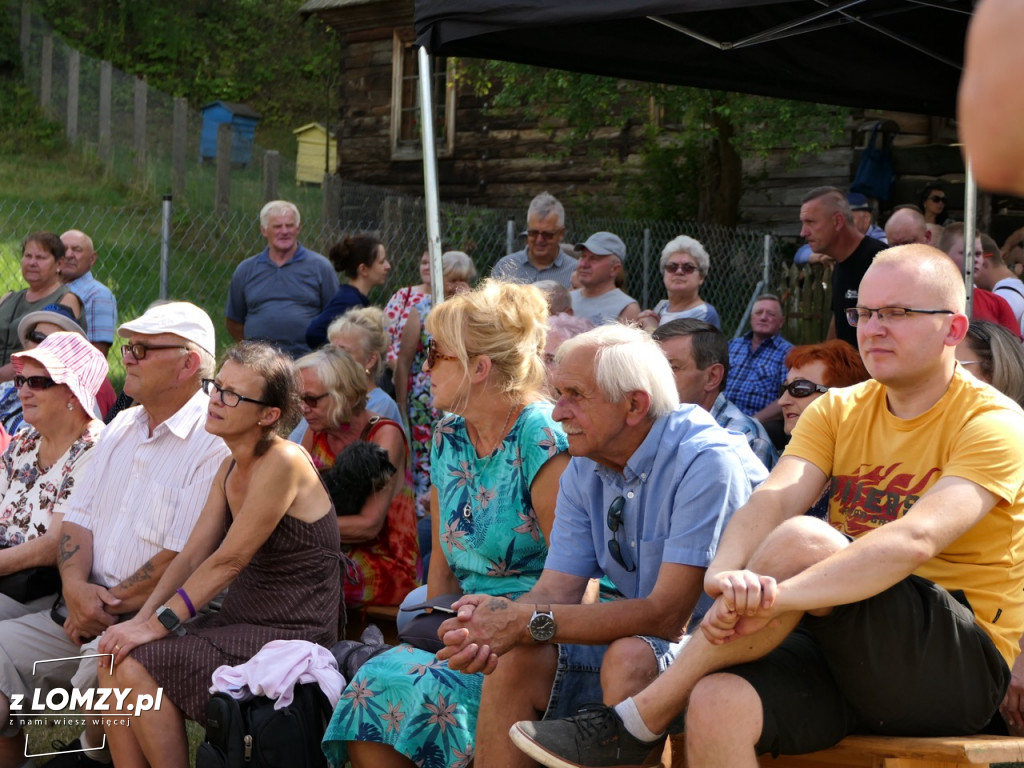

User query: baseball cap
[18,303,86,348]
[575,232,626,261]
[117,301,215,356]
[846,193,871,211]
[12,331,109,412]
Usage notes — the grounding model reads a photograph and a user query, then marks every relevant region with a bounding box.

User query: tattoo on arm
[58,534,80,565]
[116,559,155,591]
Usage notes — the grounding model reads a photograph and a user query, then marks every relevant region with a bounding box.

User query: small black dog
[322,440,397,517]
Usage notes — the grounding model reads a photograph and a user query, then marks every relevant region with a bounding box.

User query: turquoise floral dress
[322,402,567,768]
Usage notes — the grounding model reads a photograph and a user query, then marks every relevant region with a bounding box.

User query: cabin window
[391,33,454,160]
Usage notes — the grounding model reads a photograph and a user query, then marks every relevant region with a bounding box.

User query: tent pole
[964,161,976,318]
[418,47,445,305]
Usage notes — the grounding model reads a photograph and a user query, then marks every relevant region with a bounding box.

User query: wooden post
[19,0,30,76]
[262,150,280,203]
[172,97,188,202]
[133,77,147,176]
[40,34,52,117]
[215,123,232,215]
[66,49,79,143]
[98,61,112,164]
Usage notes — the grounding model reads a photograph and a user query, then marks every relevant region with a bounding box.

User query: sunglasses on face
[300,392,329,408]
[928,195,946,204]
[526,229,562,240]
[27,331,47,344]
[426,338,462,370]
[664,262,699,275]
[14,375,57,391]
[606,496,635,572]
[121,342,188,361]
[778,379,829,398]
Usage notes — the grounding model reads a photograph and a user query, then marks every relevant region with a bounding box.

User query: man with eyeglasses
[491,192,578,288]
[799,186,887,348]
[510,244,1024,768]
[433,324,766,768]
[0,302,229,768]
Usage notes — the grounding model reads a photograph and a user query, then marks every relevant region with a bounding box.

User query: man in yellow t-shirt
[508,244,1024,768]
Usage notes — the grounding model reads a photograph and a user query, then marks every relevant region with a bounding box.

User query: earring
[66,401,74,411]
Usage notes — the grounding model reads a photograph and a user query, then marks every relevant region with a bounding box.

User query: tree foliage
[34,0,338,127]
[459,61,844,224]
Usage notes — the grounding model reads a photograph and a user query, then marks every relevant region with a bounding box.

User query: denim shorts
[543,634,689,720]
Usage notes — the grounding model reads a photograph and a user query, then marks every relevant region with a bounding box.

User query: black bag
[850,122,896,201]
[397,594,460,653]
[0,566,60,603]
[196,683,332,768]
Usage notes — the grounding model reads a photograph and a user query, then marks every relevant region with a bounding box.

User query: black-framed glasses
[26,331,47,344]
[300,392,330,408]
[606,496,635,572]
[928,195,946,204]
[202,379,270,408]
[779,379,829,399]
[526,229,562,240]
[426,338,463,370]
[14,375,57,391]
[664,261,699,275]
[845,306,954,326]
[121,342,188,361]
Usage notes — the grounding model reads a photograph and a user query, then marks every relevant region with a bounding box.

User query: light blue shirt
[67,271,117,344]
[545,405,767,600]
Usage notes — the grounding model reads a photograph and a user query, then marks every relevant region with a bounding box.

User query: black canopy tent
[410,0,976,303]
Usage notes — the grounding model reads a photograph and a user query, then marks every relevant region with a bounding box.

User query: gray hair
[556,324,679,420]
[802,186,853,225]
[535,280,572,315]
[259,200,301,229]
[527,192,565,228]
[442,250,477,283]
[660,235,710,276]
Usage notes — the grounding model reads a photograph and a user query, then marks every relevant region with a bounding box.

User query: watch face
[157,607,179,631]
[530,613,556,642]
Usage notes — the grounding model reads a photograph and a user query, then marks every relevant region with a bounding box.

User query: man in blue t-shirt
[225,200,337,358]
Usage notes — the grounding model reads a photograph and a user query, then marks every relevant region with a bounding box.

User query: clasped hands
[434,594,524,674]
[701,569,780,645]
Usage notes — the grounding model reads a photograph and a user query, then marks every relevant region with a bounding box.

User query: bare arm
[57,521,119,643]
[226,317,245,343]
[618,302,642,324]
[0,513,65,574]
[58,292,83,319]
[394,306,421,420]
[427,485,461,597]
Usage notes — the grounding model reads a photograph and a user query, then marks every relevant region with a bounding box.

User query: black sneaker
[40,739,110,768]
[509,704,665,768]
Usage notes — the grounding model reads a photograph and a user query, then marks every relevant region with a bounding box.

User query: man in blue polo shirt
[491,192,578,288]
[225,200,337,357]
[434,323,766,768]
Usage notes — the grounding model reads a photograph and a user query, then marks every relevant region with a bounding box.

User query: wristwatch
[528,605,556,642]
[156,605,186,637]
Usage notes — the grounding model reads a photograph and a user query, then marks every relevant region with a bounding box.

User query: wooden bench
[756,735,1024,768]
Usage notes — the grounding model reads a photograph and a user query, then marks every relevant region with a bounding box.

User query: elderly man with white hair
[434,323,767,768]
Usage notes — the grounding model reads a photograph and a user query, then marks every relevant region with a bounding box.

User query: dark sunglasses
[606,496,635,572]
[426,338,471,370]
[664,262,699,275]
[526,229,562,240]
[779,379,829,398]
[928,195,946,204]
[121,342,188,361]
[300,392,329,408]
[27,331,48,344]
[14,375,57,391]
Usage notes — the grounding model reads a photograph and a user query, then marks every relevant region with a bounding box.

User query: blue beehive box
[200,101,261,166]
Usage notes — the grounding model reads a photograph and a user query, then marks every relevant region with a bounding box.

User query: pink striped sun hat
[12,331,109,412]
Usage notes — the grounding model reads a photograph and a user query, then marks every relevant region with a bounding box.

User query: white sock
[613,697,664,743]
[79,730,112,764]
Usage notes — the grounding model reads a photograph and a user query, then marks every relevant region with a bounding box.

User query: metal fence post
[642,227,652,310]
[506,217,516,256]
[160,195,172,300]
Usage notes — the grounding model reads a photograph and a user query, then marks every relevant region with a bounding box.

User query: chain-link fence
[5,0,809,388]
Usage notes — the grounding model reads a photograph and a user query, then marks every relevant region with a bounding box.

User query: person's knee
[483,644,556,712]
[600,637,659,702]
[686,674,762,746]
[748,516,847,578]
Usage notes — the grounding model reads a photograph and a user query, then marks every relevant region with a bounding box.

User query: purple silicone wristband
[176,587,196,619]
